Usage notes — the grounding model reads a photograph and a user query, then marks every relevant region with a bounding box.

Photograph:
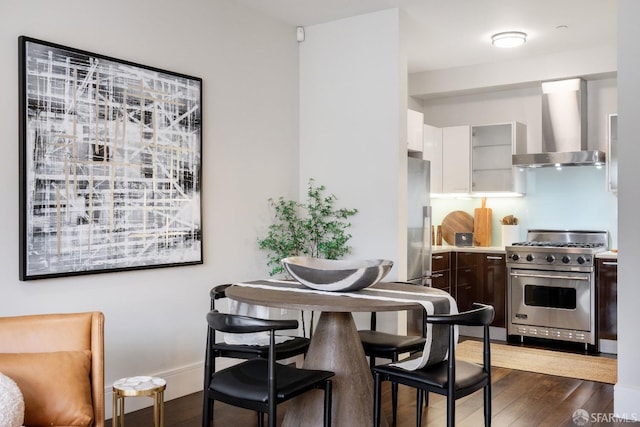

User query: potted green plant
[258,179,358,276]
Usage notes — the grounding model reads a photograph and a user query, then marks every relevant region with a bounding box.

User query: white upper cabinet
[424,121,526,195]
[407,109,424,152]
[422,124,443,193]
[442,125,471,193]
[471,122,526,194]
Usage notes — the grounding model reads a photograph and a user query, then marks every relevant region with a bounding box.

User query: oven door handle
[509,272,590,281]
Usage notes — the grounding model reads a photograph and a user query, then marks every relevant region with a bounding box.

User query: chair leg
[269,407,276,427]
[484,383,491,426]
[446,393,455,427]
[373,372,383,427]
[391,382,399,425]
[391,353,399,425]
[324,380,333,427]
[416,389,424,427]
[258,412,264,427]
[202,392,213,427]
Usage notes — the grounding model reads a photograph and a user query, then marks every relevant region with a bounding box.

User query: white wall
[299,9,407,333]
[615,0,640,417]
[0,0,300,415]
[299,9,405,273]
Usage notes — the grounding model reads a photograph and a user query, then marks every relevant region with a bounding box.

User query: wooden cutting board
[473,198,492,247]
[441,210,474,245]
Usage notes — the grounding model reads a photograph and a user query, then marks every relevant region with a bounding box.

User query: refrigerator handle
[423,206,432,285]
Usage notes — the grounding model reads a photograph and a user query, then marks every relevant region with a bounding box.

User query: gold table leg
[112,376,166,427]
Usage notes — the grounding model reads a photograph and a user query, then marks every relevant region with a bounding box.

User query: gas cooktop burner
[511,241,606,249]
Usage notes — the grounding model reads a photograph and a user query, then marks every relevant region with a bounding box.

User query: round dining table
[225,281,432,427]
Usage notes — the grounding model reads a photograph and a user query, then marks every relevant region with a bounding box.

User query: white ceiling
[235,0,617,74]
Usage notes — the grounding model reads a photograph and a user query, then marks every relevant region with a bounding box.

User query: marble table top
[113,376,166,393]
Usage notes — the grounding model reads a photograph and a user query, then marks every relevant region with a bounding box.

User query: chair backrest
[426,303,494,327]
[207,310,298,334]
[0,312,105,427]
[431,303,494,376]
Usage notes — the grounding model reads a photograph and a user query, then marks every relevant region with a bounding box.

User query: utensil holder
[502,224,520,246]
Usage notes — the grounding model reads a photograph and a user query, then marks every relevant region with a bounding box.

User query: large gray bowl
[282,257,393,292]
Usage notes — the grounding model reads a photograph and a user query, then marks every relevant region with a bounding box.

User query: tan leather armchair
[0,312,105,427]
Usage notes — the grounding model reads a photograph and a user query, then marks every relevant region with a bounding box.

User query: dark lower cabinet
[482,253,506,327]
[453,251,506,328]
[430,252,450,293]
[597,258,618,340]
[452,252,479,314]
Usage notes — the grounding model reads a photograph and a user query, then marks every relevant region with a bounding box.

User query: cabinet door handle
[433,255,444,260]
[431,273,444,278]
[486,256,503,260]
[602,261,618,266]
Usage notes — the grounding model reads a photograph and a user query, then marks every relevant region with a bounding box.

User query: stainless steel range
[506,230,608,350]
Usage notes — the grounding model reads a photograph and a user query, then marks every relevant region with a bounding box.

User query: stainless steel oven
[509,268,593,342]
[506,230,607,350]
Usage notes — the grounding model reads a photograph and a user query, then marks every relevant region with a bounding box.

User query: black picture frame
[19,36,203,280]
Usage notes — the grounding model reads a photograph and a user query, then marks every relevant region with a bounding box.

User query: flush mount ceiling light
[491,31,527,48]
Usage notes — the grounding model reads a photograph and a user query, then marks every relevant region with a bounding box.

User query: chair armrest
[207,311,299,333]
[425,303,494,326]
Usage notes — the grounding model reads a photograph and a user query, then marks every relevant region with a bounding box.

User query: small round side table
[112,376,166,427]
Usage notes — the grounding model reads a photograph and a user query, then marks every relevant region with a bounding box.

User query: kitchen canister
[501,224,520,246]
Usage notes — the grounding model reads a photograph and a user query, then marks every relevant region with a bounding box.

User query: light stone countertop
[596,251,618,260]
[432,245,506,254]
[432,245,619,260]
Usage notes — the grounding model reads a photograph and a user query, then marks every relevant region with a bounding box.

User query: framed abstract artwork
[19,36,203,280]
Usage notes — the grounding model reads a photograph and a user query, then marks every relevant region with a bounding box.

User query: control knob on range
[526,254,534,262]
[546,255,555,263]
[577,256,586,265]
[562,255,571,264]
[511,254,520,261]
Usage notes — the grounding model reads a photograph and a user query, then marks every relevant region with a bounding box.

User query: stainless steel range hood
[512,78,606,168]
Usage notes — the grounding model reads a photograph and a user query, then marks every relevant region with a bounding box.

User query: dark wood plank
[537,381,606,426]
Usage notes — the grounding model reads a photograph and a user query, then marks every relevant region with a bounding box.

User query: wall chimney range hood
[512,78,606,168]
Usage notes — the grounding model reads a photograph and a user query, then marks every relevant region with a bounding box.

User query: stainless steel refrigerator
[407,155,432,335]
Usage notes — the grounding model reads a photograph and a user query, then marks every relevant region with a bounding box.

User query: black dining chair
[359,310,426,425]
[372,303,494,427]
[202,310,334,427]
[203,284,311,427]
[207,284,310,363]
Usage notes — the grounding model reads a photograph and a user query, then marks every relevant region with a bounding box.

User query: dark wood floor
[106,365,631,427]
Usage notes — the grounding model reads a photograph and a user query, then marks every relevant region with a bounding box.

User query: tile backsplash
[432,166,617,249]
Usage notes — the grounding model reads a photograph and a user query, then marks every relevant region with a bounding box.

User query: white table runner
[230,280,458,370]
